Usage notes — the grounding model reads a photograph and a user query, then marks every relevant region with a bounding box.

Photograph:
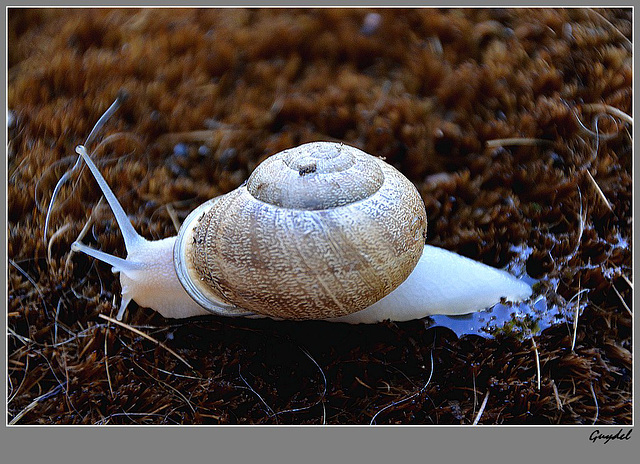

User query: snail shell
[174,142,427,320]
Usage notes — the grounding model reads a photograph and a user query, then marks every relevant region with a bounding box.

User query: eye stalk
[71,145,212,320]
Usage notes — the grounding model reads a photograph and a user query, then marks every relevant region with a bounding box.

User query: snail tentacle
[71,240,144,272]
[75,145,145,251]
[72,145,211,320]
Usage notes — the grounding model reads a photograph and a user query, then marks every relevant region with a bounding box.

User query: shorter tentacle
[71,241,144,274]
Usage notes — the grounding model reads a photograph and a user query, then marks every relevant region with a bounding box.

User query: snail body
[70,103,532,323]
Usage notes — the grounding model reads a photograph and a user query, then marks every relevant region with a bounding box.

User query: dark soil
[7,8,632,425]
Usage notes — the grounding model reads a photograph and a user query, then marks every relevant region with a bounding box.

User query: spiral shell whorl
[182,142,427,320]
[246,142,385,210]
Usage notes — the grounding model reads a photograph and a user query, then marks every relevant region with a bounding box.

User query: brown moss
[8,8,631,425]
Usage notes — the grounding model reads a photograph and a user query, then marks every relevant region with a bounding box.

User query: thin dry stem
[571,283,584,352]
[472,371,477,417]
[582,103,633,126]
[104,323,114,397]
[156,130,222,146]
[585,8,632,51]
[473,391,490,425]
[47,223,72,264]
[551,380,563,411]
[589,383,599,425]
[7,326,33,346]
[355,376,374,390]
[426,36,443,55]
[569,187,586,260]
[238,364,277,423]
[573,110,619,145]
[65,196,104,270]
[531,336,541,391]
[612,285,632,316]
[44,156,83,245]
[9,259,48,313]
[131,359,196,414]
[273,346,328,423]
[585,170,613,213]
[98,314,193,369]
[165,203,181,233]
[370,351,435,425]
[7,354,29,405]
[9,383,66,425]
[485,138,553,148]
[53,300,62,345]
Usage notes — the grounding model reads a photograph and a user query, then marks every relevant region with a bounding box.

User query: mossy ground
[8,8,632,424]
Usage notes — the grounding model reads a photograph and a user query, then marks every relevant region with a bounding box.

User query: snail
[67,98,532,324]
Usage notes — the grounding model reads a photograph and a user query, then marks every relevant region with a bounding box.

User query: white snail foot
[329,245,533,324]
